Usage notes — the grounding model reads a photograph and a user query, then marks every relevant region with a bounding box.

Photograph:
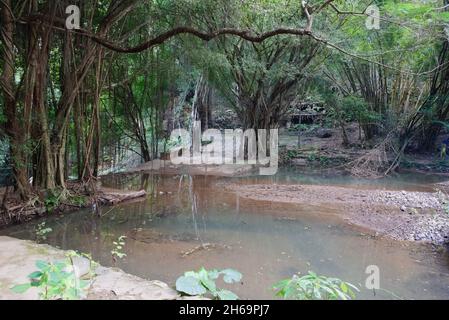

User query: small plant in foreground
[11,252,92,300]
[273,271,359,300]
[176,267,242,300]
[111,235,127,262]
[35,222,52,243]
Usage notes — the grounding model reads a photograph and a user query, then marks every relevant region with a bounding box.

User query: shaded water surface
[2,171,449,299]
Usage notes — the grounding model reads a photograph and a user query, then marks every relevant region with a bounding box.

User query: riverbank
[0,184,147,228]
[222,182,449,245]
[0,236,185,300]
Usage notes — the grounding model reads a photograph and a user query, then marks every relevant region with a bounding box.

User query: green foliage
[11,253,91,300]
[285,149,300,160]
[111,235,127,261]
[307,153,330,166]
[35,222,52,243]
[288,123,320,133]
[273,272,359,300]
[341,95,379,125]
[164,136,183,150]
[176,267,242,300]
[3,0,449,191]
[68,195,87,207]
[44,190,62,212]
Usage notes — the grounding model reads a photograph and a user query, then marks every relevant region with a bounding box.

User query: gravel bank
[224,183,449,245]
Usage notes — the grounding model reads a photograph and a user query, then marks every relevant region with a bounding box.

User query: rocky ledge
[0,236,182,300]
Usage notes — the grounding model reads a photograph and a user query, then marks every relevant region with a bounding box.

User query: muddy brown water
[2,171,449,300]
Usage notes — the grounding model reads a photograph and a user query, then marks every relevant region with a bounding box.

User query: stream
[2,170,449,300]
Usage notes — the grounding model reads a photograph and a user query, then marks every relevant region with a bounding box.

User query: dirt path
[223,183,449,245]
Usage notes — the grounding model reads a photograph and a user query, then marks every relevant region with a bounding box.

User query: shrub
[273,271,359,300]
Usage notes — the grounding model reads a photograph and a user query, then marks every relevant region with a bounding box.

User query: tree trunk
[0,0,32,198]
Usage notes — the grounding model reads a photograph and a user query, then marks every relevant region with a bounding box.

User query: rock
[90,270,180,300]
[400,206,407,212]
[414,233,425,241]
[292,159,307,166]
[71,256,92,277]
[0,237,184,300]
[316,128,333,139]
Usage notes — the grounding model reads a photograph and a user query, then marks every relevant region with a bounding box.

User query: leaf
[11,283,32,294]
[175,276,207,296]
[184,271,197,278]
[78,280,90,289]
[27,271,43,279]
[35,260,48,270]
[198,268,209,281]
[346,282,360,292]
[207,269,220,280]
[273,279,290,291]
[216,289,239,300]
[54,262,67,270]
[201,277,217,293]
[221,269,242,284]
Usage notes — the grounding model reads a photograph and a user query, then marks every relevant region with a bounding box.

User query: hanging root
[347,133,403,179]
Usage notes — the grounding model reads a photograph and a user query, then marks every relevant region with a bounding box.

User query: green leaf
[201,277,217,293]
[11,283,32,294]
[217,289,239,300]
[221,269,242,284]
[207,269,220,280]
[27,271,43,279]
[79,280,90,289]
[35,260,48,270]
[176,276,207,296]
[273,279,290,290]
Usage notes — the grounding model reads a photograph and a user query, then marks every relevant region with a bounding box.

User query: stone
[0,236,183,300]
[316,128,333,139]
[292,159,307,166]
[71,256,92,277]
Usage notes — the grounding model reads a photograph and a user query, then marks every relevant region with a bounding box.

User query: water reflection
[1,172,449,300]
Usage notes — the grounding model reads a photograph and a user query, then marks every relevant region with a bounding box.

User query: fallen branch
[181,243,231,257]
[97,189,147,205]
